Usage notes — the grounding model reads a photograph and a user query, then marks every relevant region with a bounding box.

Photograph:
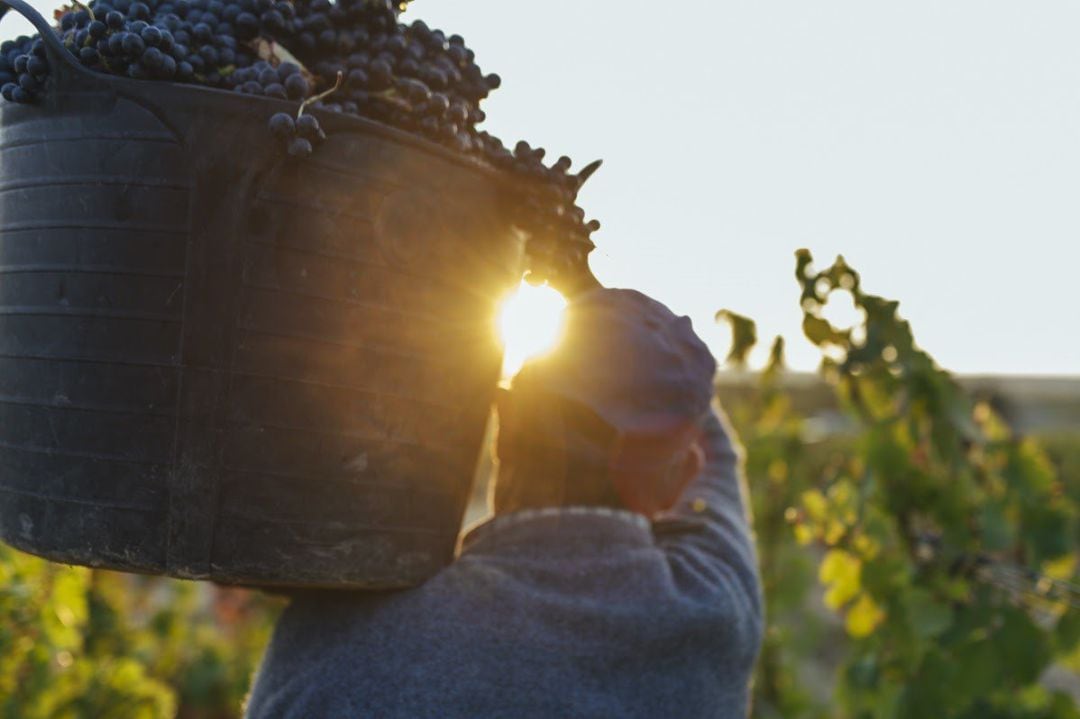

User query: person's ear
[658,440,705,513]
[685,440,706,482]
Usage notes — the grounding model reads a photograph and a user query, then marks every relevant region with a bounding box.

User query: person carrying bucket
[244,272,763,719]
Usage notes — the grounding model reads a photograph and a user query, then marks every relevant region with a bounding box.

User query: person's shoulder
[245,578,463,718]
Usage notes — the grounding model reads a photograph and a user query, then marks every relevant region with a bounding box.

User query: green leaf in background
[0,544,283,719]
[717,310,758,368]
[992,608,1054,686]
[906,589,953,639]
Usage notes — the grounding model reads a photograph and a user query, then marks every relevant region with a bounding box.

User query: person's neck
[490,465,623,517]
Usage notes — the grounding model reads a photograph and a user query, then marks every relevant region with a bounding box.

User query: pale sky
[8,1,1080,375]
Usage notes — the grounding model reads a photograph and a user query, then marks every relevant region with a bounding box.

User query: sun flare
[497,281,567,379]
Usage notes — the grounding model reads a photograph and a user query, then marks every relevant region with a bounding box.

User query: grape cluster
[0,0,297,98]
[281,8,502,157]
[0,0,600,281]
[264,67,335,156]
[232,58,308,99]
[268,109,324,156]
[0,35,45,103]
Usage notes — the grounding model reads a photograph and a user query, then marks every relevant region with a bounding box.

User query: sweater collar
[459,506,652,557]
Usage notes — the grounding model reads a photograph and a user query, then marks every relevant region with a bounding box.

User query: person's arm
[653,402,763,638]
[556,265,762,628]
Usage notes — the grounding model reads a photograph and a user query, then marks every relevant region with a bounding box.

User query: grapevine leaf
[992,608,1053,685]
[820,549,862,609]
[795,248,814,281]
[858,550,909,597]
[716,310,757,368]
[845,654,879,690]
[1047,691,1080,719]
[979,502,1014,552]
[764,336,786,381]
[1022,505,1074,564]
[801,489,828,523]
[896,650,956,719]
[950,639,1003,703]
[802,315,841,346]
[53,4,79,21]
[1055,609,1080,654]
[906,589,953,639]
[846,594,886,638]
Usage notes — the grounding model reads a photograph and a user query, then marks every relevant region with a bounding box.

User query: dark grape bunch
[267,109,323,156]
[0,35,46,103]
[0,0,600,280]
[265,68,338,156]
[233,59,307,100]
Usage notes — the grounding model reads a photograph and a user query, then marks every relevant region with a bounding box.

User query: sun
[496,280,567,378]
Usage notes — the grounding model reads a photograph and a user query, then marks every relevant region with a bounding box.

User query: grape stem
[70,0,95,22]
[575,159,603,188]
[297,71,343,118]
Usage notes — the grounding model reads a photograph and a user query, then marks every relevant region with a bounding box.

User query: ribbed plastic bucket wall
[0,0,524,588]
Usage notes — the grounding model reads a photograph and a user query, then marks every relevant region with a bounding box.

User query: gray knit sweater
[245,408,762,718]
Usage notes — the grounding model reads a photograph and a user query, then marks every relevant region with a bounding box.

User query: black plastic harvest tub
[0,0,524,588]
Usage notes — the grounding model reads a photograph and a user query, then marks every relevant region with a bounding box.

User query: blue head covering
[513,288,716,435]
[509,288,717,514]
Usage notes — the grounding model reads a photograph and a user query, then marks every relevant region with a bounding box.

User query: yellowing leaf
[824,519,846,545]
[823,475,856,533]
[802,489,828,522]
[828,480,854,507]
[1043,554,1078,581]
[825,577,860,612]
[853,533,881,559]
[820,549,862,609]
[794,524,816,546]
[846,594,886,638]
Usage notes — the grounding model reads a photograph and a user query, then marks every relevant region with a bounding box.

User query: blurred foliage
[724,251,1080,719]
[0,549,283,718]
[0,250,1077,717]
